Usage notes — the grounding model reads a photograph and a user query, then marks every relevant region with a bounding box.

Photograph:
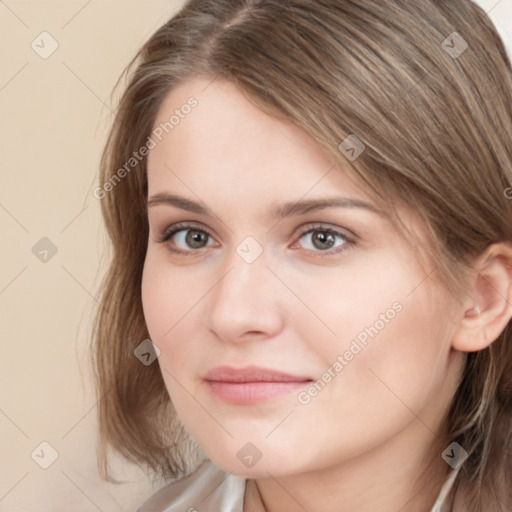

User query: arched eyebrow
[147,193,383,219]
[271,197,382,217]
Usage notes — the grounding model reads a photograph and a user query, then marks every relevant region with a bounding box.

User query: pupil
[314,231,334,250]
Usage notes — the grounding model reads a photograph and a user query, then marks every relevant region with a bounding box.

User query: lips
[203,365,314,404]
[204,365,313,383]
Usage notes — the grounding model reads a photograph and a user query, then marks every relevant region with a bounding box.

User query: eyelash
[155,222,356,258]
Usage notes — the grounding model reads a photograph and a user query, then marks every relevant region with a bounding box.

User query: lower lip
[205,380,311,405]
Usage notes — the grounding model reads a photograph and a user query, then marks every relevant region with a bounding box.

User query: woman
[91,1,512,510]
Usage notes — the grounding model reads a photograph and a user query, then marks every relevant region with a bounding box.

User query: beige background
[1,1,511,511]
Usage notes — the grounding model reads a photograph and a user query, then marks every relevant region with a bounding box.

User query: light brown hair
[91,1,512,509]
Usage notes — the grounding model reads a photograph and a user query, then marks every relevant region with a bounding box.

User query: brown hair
[91,0,512,509]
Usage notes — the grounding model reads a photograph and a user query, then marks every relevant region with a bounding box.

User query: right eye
[157,222,217,255]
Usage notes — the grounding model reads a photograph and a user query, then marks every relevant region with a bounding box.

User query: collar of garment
[137,459,461,512]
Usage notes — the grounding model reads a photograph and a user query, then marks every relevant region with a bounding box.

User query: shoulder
[137,459,247,512]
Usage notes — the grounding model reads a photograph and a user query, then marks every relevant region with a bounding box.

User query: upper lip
[204,365,313,383]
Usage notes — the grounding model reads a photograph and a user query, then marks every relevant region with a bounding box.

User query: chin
[203,442,307,479]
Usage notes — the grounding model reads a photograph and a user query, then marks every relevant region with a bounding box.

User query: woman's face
[142,77,464,477]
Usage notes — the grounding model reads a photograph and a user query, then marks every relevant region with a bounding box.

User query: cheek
[141,254,213,378]
[296,255,452,406]
[284,252,414,358]
[141,253,201,339]
[283,276,453,468]
[363,288,454,393]
[141,260,169,340]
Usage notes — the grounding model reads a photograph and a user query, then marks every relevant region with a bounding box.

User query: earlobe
[451,242,512,353]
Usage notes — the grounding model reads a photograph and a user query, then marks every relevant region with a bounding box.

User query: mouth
[203,365,314,405]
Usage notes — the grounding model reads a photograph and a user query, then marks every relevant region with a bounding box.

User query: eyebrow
[147,193,382,219]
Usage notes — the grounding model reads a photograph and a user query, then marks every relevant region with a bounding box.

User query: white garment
[137,459,460,512]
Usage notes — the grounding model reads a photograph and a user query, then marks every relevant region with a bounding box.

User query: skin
[141,77,512,511]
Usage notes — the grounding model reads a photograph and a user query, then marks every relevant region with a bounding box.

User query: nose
[203,245,284,344]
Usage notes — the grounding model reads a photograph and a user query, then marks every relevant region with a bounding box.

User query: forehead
[147,77,370,203]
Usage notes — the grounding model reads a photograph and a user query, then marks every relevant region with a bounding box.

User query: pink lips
[204,365,313,405]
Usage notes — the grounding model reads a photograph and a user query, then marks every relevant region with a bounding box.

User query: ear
[451,242,512,352]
